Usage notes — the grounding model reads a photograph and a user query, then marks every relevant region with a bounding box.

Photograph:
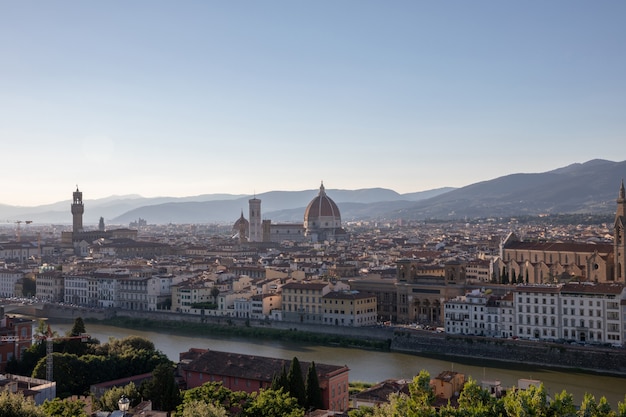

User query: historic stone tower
[248,196,262,243]
[71,186,84,234]
[615,180,626,282]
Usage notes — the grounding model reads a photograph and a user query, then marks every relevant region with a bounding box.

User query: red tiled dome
[304,183,341,223]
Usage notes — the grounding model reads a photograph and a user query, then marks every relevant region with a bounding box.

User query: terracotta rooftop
[179,348,348,384]
[323,291,375,300]
[504,241,612,254]
[561,282,625,295]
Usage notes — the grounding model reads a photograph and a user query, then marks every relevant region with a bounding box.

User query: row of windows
[518,297,556,304]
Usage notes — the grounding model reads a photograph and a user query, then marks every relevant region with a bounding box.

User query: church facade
[500,181,626,284]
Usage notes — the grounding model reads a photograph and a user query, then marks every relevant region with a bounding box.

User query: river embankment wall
[37,305,626,376]
[392,330,626,375]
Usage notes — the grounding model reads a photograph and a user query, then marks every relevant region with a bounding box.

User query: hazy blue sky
[1,1,625,206]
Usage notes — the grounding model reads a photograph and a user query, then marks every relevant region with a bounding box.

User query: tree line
[3,317,626,416]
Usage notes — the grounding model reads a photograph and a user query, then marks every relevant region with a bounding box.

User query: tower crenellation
[71,186,84,234]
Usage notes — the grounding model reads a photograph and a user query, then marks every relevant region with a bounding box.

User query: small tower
[71,186,84,234]
[615,180,626,282]
[248,196,262,243]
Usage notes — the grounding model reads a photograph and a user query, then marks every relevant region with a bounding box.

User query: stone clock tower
[71,186,84,235]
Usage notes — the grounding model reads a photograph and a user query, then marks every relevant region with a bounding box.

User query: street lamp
[118,395,130,416]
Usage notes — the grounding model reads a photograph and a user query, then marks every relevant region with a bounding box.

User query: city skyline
[2,1,625,206]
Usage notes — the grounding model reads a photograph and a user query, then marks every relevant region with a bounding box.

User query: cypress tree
[286,357,306,407]
[271,365,288,392]
[305,361,324,410]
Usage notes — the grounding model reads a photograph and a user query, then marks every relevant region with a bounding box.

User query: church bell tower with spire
[615,180,626,282]
[71,186,84,235]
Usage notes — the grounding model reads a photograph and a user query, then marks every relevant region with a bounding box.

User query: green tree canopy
[140,363,181,412]
[178,400,229,417]
[0,391,46,417]
[97,382,141,412]
[41,397,88,417]
[178,381,247,414]
[241,388,305,417]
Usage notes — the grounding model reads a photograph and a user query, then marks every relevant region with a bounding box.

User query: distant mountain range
[1,159,624,225]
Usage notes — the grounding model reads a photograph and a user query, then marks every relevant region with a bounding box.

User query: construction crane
[14,220,32,242]
[1,324,90,381]
[40,324,91,382]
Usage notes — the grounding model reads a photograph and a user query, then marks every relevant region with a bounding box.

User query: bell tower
[248,196,262,243]
[615,180,626,282]
[71,186,84,234]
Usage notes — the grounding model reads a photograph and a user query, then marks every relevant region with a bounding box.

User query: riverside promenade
[19,303,626,376]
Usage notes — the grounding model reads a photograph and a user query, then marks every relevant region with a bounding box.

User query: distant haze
[1,159,624,224]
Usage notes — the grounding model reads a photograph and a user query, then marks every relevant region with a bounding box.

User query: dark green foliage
[271,365,288,391]
[96,383,140,412]
[211,286,220,302]
[68,317,86,336]
[5,340,46,376]
[32,353,84,398]
[305,361,323,410]
[178,382,247,415]
[140,363,181,412]
[41,397,88,417]
[0,391,46,417]
[240,388,304,417]
[287,357,306,407]
[23,333,170,398]
[61,317,89,356]
[21,276,36,298]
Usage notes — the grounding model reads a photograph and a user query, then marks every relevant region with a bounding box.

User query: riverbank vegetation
[6,318,173,401]
[87,316,391,351]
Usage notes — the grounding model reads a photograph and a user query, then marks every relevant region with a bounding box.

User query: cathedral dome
[232,211,249,241]
[304,183,342,241]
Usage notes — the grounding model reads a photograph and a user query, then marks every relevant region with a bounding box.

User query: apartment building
[514,285,561,340]
[64,275,92,305]
[322,290,377,327]
[0,242,39,263]
[559,282,623,345]
[444,290,507,337]
[171,282,214,313]
[466,259,492,283]
[445,283,625,346]
[146,274,173,311]
[118,276,150,311]
[35,269,64,303]
[349,274,399,323]
[0,268,23,297]
[281,281,330,323]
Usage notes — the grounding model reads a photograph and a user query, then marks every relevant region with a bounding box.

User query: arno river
[46,319,626,408]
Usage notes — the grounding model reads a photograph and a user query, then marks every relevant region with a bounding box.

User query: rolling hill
[1,159,624,225]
